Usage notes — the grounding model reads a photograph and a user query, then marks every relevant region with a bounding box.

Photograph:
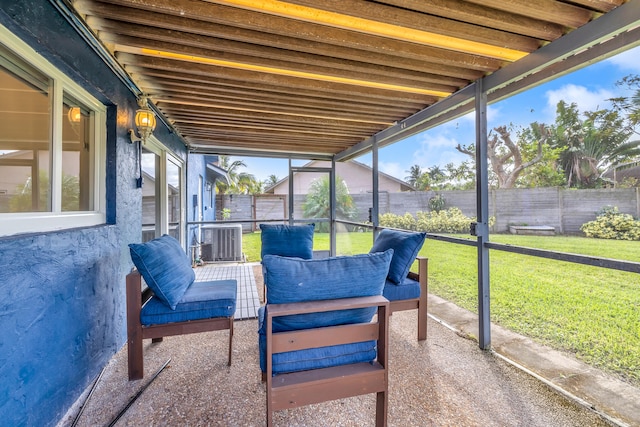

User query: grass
[242,231,640,386]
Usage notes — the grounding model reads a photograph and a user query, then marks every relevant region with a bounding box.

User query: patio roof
[68,0,640,160]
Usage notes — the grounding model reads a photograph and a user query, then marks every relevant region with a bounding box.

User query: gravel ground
[65,307,612,427]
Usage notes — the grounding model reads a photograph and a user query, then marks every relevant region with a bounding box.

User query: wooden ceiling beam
[137,79,426,113]
[181,124,357,139]
[91,18,470,90]
[80,1,483,79]
[266,0,539,52]
[373,0,564,40]
[157,104,385,131]
[127,67,432,105]
[463,0,594,28]
[566,0,624,12]
[116,53,437,103]
[144,86,420,118]
[77,0,506,71]
[104,34,460,96]
[171,117,372,138]
[154,96,399,125]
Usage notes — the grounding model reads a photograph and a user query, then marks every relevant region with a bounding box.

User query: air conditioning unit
[201,224,243,262]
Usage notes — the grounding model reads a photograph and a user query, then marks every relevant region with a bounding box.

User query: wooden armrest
[126,269,154,306]
[407,256,428,281]
[267,295,389,318]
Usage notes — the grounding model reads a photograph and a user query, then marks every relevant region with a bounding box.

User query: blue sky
[241,46,640,183]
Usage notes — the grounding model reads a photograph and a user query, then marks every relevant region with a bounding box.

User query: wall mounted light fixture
[68,107,82,123]
[129,97,157,144]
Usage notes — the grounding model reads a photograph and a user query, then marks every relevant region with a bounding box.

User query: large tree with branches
[456,123,547,188]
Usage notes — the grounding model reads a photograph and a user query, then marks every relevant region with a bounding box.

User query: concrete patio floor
[60,263,638,427]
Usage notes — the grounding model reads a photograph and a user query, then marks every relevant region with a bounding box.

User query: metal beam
[288,158,294,225]
[372,135,379,242]
[188,145,334,160]
[330,158,336,256]
[474,80,491,350]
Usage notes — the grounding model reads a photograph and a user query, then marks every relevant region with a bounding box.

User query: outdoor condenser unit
[201,224,243,262]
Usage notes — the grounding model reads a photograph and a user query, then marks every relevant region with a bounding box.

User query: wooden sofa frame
[126,270,234,381]
[389,256,428,341]
[265,295,389,427]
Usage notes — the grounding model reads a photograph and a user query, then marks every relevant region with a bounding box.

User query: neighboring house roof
[602,163,640,184]
[206,163,230,185]
[264,159,414,193]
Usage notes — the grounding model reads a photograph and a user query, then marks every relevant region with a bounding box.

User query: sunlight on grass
[242,231,640,385]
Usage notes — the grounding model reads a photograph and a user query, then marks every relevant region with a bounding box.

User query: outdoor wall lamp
[68,107,82,123]
[129,97,157,144]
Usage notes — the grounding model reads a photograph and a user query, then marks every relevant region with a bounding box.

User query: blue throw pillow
[129,234,195,310]
[262,250,393,331]
[260,223,315,260]
[370,229,426,284]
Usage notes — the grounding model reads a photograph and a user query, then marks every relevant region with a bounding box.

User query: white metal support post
[330,157,336,256]
[475,80,491,350]
[288,158,294,225]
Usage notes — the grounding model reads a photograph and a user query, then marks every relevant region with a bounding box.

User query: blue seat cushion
[260,223,315,260]
[261,250,393,332]
[258,307,376,374]
[370,229,426,284]
[140,279,237,326]
[129,234,195,310]
[382,277,421,301]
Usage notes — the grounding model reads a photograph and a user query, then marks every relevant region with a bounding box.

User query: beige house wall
[269,160,408,195]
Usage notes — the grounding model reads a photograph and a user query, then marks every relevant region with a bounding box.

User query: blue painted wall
[0,2,188,425]
[187,154,219,255]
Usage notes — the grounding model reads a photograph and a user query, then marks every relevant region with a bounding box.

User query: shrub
[581,206,640,241]
[379,212,416,230]
[380,207,495,234]
[428,194,446,212]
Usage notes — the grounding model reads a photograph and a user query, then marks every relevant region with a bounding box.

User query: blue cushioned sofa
[260,225,429,341]
[259,250,393,427]
[126,235,237,380]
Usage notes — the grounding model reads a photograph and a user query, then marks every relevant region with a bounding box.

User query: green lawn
[243,231,640,385]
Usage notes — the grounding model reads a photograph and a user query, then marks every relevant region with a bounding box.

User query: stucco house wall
[0,3,191,426]
[267,160,412,195]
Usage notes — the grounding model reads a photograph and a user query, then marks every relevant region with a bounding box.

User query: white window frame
[0,25,106,236]
[143,136,185,246]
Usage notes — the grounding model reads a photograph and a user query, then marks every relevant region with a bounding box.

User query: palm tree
[302,175,357,232]
[215,155,247,194]
[427,165,446,185]
[405,165,422,187]
[550,101,638,188]
[266,174,279,187]
[232,172,262,194]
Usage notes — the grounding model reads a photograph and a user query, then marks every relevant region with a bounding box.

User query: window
[140,138,184,244]
[0,26,105,235]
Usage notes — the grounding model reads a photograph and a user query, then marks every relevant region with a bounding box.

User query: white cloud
[411,133,469,169]
[378,161,404,180]
[606,45,640,73]
[460,105,502,124]
[544,84,614,120]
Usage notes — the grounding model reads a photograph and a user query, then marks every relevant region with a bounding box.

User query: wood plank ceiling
[72,0,626,158]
